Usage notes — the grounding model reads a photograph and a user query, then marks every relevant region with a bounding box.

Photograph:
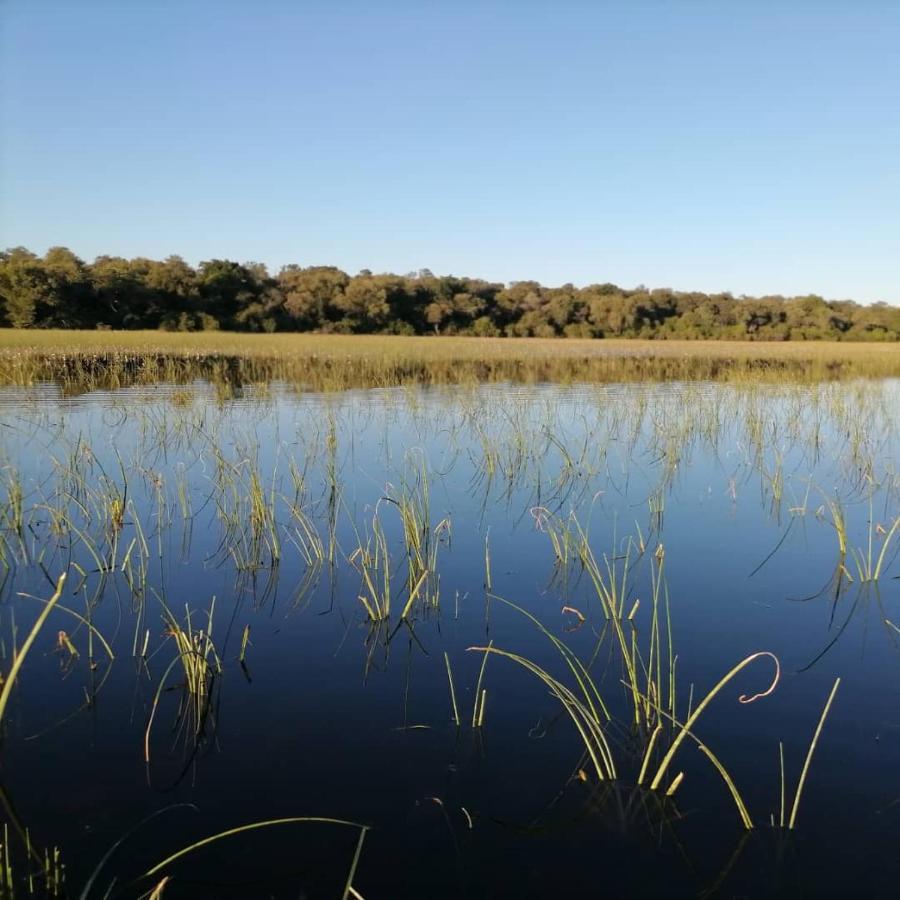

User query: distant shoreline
[2,248,898,341]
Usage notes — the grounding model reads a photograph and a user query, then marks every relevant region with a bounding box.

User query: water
[0,379,898,898]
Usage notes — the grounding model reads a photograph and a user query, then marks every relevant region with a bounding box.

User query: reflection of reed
[3,337,900,398]
[0,372,893,896]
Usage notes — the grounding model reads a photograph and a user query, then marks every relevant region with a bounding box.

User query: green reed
[144,599,221,764]
[0,574,66,732]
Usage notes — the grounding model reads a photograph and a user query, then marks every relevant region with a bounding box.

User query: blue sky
[1,1,898,303]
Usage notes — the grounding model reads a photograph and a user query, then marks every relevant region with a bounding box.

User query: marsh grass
[783,677,841,830]
[533,512,674,731]
[0,578,69,896]
[0,366,893,891]
[851,495,900,583]
[0,809,367,899]
[387,457,450,615]
[350,504,392,621]
[144,600,221,765]
[0,574,66,732]
[2,332,899,398]
[470,606,791,830]
[0,823,65,899]
[466,527,799,831]
[139,816,369,900]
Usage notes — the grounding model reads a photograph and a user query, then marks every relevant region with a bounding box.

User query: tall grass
[0,365,891,888]
[144,600,222,764]
[1,332,898,398]
[470,609,803,830]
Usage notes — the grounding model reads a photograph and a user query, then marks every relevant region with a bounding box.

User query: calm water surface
[0,379,898,898]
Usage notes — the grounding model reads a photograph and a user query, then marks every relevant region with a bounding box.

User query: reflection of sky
[0,380,898,895]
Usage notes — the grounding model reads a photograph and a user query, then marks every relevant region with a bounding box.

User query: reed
[144,600,221,763]
[0,574,66,732]
[2,333,898,397]
[852,507,900,583]
[351,504,392,622]
[542,514,675,733]
[0,824,65,899]
[443,652,460,727]
[386,457,450,613]
[141,816,369,900]
[468,580,796,831]
[786,677,841,829]
[0,355,892,887]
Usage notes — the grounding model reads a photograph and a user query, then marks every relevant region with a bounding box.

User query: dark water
[0,380,898,898]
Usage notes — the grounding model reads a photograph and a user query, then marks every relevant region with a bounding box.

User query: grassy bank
[0,330,897,392]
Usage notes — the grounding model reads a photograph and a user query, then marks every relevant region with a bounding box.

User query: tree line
[1,246,898,340]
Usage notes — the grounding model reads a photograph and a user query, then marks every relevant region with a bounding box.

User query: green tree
[334,273,407,332]
[278,265,349,329]
[0,247,50,327]
[196,259,267,328]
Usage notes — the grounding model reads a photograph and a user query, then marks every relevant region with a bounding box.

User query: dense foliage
[1,246,898,340]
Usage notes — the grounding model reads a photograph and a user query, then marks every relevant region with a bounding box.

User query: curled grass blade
[649,651,780,792]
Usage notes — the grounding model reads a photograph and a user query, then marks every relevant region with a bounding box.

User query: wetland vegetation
[0,342,897,897]
[4,0,898,894]
[1,331,899,397]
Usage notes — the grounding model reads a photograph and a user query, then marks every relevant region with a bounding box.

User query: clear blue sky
[1,1,898,303]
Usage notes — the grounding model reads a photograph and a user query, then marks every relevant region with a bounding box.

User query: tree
[278,265,349,329]
[196,259,267,328]
[0,245,896,341]
[40,247,92,326]
[0,247,49,327]
[334,274,406,332]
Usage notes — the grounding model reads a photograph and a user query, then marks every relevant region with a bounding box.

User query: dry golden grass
[1,328,897,362]
[0,330,896,390]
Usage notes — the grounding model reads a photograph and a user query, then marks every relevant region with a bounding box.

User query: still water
[0,379,898,898]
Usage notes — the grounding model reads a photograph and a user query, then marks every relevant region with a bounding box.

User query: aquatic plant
[144,599,222,765]
[0,574,66,734]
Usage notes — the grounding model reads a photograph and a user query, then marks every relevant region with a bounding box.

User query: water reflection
[0,379,897,897]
